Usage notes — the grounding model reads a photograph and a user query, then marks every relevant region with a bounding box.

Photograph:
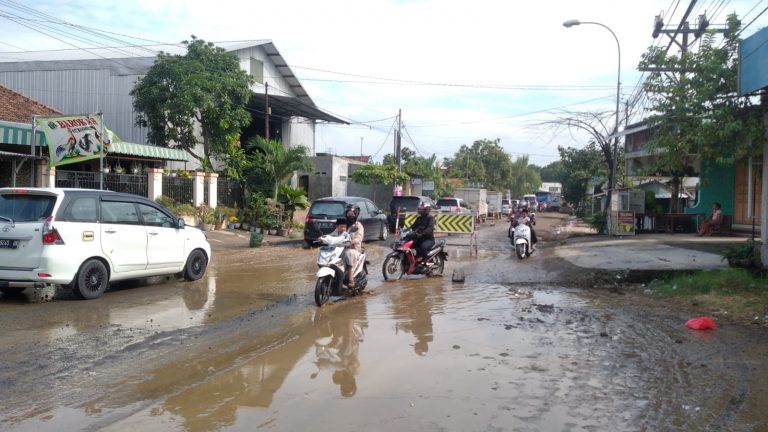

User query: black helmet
[345,203,360,224]
[417,201,432,216]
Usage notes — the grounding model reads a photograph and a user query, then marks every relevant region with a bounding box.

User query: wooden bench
[711,214,733,236]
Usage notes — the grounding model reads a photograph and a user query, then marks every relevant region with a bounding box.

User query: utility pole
[396,109,402,172]
[360,137,363,158]
[265,82,270,141]
[640,2,729,213]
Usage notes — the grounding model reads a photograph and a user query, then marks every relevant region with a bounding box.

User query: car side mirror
[177,218,185,229]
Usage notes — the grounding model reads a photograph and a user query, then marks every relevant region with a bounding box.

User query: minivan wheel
[74,259,109,300]
[184,249,208,281]
[379,222,388,240]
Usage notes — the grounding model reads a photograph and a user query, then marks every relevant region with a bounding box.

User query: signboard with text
[35,114,111,167]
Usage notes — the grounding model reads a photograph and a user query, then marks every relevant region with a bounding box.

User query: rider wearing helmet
[406,201,436,262]
[343,203,364,287]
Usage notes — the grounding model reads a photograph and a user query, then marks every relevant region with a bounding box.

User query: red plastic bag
[685,316,717,331]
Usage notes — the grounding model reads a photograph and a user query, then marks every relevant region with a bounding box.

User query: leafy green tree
[444,139,514,191]
[247,137,312,200]
[639,14,764,212]
[556,143,606,205]
[351,163,409,186]
[131,36,255,171]
[540,161,565,183]
[508,155,541,197]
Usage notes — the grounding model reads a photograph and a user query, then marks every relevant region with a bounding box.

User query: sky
[1,0,766,167]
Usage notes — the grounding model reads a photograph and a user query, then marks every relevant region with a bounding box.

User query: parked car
[0,187,211,300]
[501,199,511,216]
[304,196,388,246]
[387,195,435,232]
[435,197,472,215]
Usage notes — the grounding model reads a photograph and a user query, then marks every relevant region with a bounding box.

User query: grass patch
[648,268,768,324]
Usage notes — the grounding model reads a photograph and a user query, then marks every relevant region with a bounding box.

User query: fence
[217,177,244,208]
[56,171,148,198]
[162,175,194,205]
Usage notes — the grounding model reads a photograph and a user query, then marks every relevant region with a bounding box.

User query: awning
[250,93,348,124]
[108,141,188,161]
[0,121,48,145]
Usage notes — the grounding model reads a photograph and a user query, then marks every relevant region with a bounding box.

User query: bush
[156,195,176,209]
[171,204,196,217]
[722,240,762,269]
[589,211,607,233]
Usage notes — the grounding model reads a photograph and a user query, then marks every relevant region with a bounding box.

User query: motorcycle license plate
[0,239,19,249]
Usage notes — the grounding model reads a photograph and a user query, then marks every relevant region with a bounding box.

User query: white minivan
[0,188,211,299]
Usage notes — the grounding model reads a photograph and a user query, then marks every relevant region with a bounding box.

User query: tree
[638,14,764,212]
[351,163,410,187]
[540,161,564,183]
[444,139,514,191]
[248,136,312,200]
[508,155,542,198]
[556,143,606,205]
[131,36,255,171]
[537,110,619,206]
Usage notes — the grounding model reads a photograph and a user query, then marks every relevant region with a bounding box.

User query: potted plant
[228,216,240,230]
[197,204,217,231]
[115,163,125,174]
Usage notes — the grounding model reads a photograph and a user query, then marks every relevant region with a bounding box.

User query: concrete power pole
[396,109,402,172]
[265,82,270,141]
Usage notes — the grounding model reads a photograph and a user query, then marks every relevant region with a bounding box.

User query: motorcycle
[382,229,447,280]
[314,234,368,307]
[512,222,533,259]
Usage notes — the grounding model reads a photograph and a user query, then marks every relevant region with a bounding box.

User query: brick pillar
[192,171,205,207]
[205,172,218,208]
[145,168,164,201]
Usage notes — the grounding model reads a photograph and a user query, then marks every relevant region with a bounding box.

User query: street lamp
[563,19,621,205]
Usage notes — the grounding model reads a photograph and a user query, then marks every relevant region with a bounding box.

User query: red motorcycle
[382,229,447,280]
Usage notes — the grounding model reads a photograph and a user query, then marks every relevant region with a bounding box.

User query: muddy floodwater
[1,214,767,431]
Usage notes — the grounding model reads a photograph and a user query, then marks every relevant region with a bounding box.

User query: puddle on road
[14,276,650,432]
[5,237,768,431]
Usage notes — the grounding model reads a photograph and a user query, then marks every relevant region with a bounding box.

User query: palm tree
[249,136,312,200]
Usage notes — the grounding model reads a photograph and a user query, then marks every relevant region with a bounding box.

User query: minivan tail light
[42,217,64,245]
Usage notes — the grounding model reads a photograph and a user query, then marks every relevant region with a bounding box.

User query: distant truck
[486,191,503,219]
[453,187,488,222]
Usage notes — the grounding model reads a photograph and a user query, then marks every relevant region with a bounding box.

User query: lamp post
[563,19,621,213]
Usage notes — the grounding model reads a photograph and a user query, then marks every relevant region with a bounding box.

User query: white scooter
[314,234,368,307]
[512,223,533,260]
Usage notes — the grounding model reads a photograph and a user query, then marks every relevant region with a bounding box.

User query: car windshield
[390,197,422,212]
[436,199,457,207]
[0,193,56,222]
[309,201,346,219]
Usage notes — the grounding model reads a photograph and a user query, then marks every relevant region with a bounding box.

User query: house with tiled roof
[0,84,62,187]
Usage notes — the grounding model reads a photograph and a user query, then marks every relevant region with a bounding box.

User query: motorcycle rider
[343,204,364,287]
[329,217,350,240]
[519,208,537,251]
[406,202,436,262]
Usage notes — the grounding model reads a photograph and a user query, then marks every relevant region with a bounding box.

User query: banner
[35,114,112,167]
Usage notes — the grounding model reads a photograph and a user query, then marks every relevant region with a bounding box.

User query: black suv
[304,196,388,246]
[387,195,435,232]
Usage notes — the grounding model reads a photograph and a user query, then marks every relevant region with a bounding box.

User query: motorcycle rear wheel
[382,254,406,280]
[314,276,332,306]
[515,243,526,260]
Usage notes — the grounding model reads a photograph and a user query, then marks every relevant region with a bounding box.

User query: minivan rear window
[436,199,457,207]
[390,196,421,212]
[0,193,56,222]
[309,202,346,219]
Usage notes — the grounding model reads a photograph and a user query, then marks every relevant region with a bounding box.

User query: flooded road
[2,213,768,431]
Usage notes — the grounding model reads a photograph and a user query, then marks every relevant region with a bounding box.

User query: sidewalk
[554,219,752,271]
[203,228,305,251]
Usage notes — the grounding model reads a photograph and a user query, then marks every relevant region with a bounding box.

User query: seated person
[698,202,723,236]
